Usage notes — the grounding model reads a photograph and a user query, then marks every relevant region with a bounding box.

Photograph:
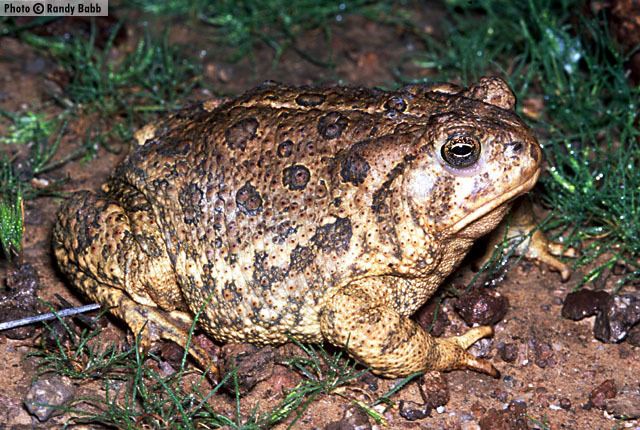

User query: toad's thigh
[53,190,185,311]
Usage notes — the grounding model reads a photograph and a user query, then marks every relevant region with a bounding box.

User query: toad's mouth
[446,167,541,235]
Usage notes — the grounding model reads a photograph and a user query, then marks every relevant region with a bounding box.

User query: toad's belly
[196,294,325,345]
[175,258,329,344]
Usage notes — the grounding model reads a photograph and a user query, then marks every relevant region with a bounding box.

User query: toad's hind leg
[53,190,214,374]
[320,282,498,378]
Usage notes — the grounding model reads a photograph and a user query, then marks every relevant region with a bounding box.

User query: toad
[53,77,562,377]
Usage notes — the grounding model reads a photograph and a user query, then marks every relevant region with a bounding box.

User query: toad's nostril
[506,141,524,153]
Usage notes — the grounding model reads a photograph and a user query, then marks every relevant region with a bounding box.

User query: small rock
[24,375,76,422]
[559,397,571,410]
[490,389,509,402]
[419,372,450,410]
[497,342,518,363]
[561,289,610,321]
[218,343,275,394]
[41,318,77,352]
[588,379,617,409]
[398,372,449,421]
[478,400,529,430]
[0,263,42,340]
[454,289,508,326]
[627,324,640,347]
[502,375,516,388]
[460,412,475,422]
[470,337,493,358]
[399,400,432,421]
[325,406,371,430]
[593,293,640,343]
[604,390,640,419]
[414,298,449,336]
[562,289,640,343]
[529,338,556,368]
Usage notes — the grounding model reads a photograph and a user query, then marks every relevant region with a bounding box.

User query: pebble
[490,389,509,402]
[418,372,450,410]
[529,337,556,368]
[502,375,516,388]
[559,397,572,410]
[561,289,610,320]
[23,375,76,422]
[588,379,617,409]
[454,289,508,326]
[399,400,432,421]
[593,293,640,343]
[399,372,450,421]
[24,56,47,74]
[627,324,640,347]
[218,343,275,394]
[497,342,518,363]
[478,400,529,430]
[562,289,640,343]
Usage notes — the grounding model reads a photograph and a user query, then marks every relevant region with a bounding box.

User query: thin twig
[0,303,101,331]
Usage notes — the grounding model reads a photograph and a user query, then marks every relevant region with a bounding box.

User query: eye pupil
[451,143,473,156]
[441,134,480,168]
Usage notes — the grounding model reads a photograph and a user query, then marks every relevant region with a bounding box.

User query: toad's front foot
[321,282,499,378]
[482,198,575,281]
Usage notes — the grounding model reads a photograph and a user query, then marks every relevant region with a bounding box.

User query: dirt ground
[0,6,639,430]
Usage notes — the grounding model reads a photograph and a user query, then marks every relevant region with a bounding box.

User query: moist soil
[0,6,639,430]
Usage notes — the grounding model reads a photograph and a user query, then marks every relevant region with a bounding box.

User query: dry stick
[0,303,101,331]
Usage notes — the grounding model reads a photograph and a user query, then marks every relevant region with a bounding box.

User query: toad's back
[110,83,445,342]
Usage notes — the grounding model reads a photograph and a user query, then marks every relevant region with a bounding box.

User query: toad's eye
[441,133,481,168]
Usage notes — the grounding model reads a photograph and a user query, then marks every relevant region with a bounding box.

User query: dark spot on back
[295,93,326,107]
[236,182,263,216]
[311,217,352,254]
[272,220,297,244]
[178,183,203,225]
[289,245,315,272]
[339,142,370,185]
[318,112,348,140]
[277,140,294,158]
[155,140,192,157]
[282,164,311,190]
[225,117,259,150]
[371,155,415,214]
[252,252,286,290]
